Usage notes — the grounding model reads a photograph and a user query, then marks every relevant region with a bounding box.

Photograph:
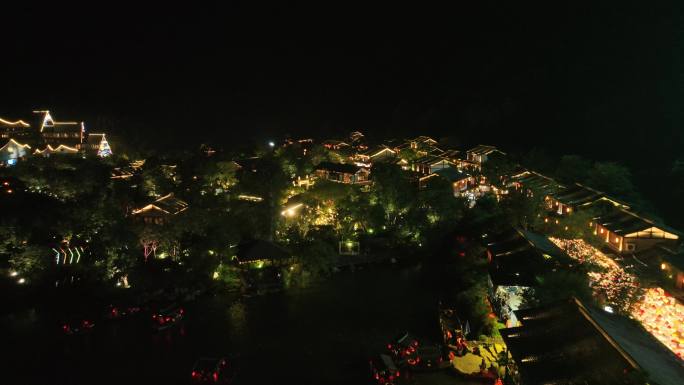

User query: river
[4,261,466,385]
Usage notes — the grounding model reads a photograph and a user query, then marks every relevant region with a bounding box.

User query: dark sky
[2,1,682,164]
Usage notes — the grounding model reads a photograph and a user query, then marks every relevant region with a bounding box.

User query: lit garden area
[549,237,684,360]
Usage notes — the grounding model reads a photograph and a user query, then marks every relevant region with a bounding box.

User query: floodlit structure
[132,193,188,224]
[34,110,85,149]
[547,183,628,215]
[355,145,396,164]
[509,171,560,198]
[411,154,458,175]
[0,111,113,160]
[83,133,112,157]
[591,208,680,254]
[0,117,33,141]
[418,166,474,196]
[0,139,31,166]
[465,144,503,164]
[314,161,370,184]
[33,144,79,156]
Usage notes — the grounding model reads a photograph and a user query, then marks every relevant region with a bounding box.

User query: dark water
[4,263,453,385]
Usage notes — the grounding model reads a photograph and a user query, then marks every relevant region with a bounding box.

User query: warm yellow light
[661,263,667,270]
[0,118,30,127]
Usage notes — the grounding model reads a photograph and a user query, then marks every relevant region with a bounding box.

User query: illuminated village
[2,112,684,385]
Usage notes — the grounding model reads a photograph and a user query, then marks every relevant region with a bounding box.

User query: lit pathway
[549,238,684,360]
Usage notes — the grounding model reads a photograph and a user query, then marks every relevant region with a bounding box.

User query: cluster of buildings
[501,297,684,385]
[291,131,505,202]
[0,110,112,166]
[483,165,684,382]
[509,170,683,290]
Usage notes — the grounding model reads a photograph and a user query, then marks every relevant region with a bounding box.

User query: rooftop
[552,183,604,206]
[133,193,189,216]
[596,208,680,238]
[467,144,500,156]
[315,161,362,174]
[432,166,470,183]
[502,299,644,385]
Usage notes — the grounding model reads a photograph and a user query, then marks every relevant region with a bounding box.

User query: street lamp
[268,141,275,148]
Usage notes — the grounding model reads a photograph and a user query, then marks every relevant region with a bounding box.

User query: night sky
[2,2,682,164]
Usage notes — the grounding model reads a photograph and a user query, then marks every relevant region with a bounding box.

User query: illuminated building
[509,171,560,198]
[0,138,31,166]
[33,110,84,149]
[322,139,350,151]
[465,144,504,164]
[84,133,112,157]
[393,136,441,157]
[591,209,680,254]
[349,131,365,145]
[417,166,474,196]
[354,145,396,164]
[111,167,134,179]
[33,144,79,156]
[485,228,574,327]
[314,161,370,184]
[132,193,188,224]
[501,298,684,385]
[411,154,458,175]
[0,117,33,141]
[2,110,113,157]
[547,183,628,215]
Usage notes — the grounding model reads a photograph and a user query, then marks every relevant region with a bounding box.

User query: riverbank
[2,260,478,385]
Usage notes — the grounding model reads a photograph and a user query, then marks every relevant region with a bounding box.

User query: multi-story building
[34,110,84,150]
[0,117,33,142]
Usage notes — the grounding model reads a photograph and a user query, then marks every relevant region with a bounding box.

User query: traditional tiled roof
[432,167,470,183]
[132,193,188,216]
[551,183,604,206]
[315,161,362,174]
[501,298,646,385]
[360,145,395,158]
[595,209,680,239]
[411,135,438,144]
[597,209,653,234]
[466,144,499,155]
[413,154,453,166]
[514,171,560,195]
